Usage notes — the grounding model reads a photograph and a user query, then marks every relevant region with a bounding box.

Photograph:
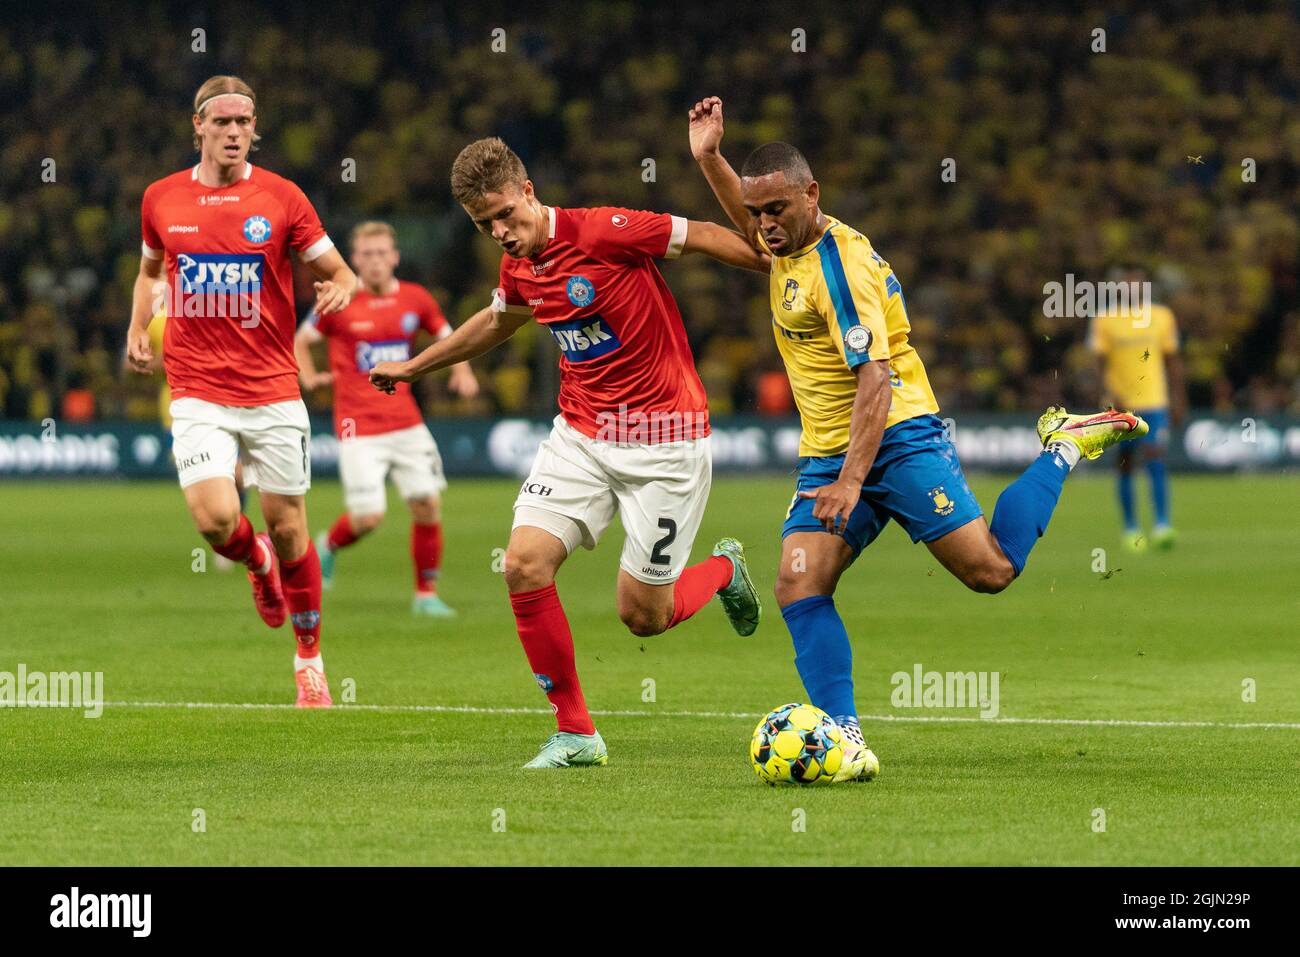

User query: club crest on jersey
[547,314,621,363]
[399,311,420,335]
[782,278,799,310]
[355,339,411,372]
[844,324,873,354]
[566,275,596,307]
[929,486,955,516]
[242,215,272,244]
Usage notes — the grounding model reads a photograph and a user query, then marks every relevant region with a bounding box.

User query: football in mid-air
[749,703,845,785]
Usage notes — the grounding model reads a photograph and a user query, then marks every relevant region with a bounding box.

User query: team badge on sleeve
[844,324,873,354]
[242,215,272,243]
[566,275,596,307]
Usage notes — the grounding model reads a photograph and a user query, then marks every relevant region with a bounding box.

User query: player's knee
[351,512,383,535]
[619,605,667,638]
[964,561,1015,595]
[774,571,829,609]
[265,515,306,557]
[195,509,240,546]
[409,497,439,524]
[503,547,555,593]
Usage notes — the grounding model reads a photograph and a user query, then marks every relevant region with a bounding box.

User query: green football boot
[1151,524,1178,550]
[1036,406,1148,461]
[712,537,761,637]
[412,593,457,618]
[522,731,609,769]
[315,530,336,591]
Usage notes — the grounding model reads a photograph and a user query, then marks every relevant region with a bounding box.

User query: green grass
[1,473,1297,865]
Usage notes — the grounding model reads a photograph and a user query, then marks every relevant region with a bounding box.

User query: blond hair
[192,75,260,152]
[349,221,398,250]
[450,137,528,206]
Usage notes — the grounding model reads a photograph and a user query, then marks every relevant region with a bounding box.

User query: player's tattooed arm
[306,247,358,316]
[689,96,757,247]
[682,220,771,273]
[126,254,165,375]
[797,361,891,534]
[370,305,528,394]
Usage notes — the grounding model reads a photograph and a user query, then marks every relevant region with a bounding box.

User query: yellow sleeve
[818,233,890,369]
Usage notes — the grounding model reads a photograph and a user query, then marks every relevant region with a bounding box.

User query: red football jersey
[141,162,332,406]
[494,206,708,443]
[306,281,450,437]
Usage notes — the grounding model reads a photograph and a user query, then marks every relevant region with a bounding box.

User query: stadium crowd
[1,4,1297,425]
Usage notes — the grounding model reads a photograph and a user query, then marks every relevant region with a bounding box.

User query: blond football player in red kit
[295,221,479,616]
[126,75,357,708]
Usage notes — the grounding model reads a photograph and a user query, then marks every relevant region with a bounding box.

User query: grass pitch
[1,472,1297,865]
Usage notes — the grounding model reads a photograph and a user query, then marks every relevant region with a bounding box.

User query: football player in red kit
[371,138,768,767]
[295,221,479,616]
[126,75,356,708]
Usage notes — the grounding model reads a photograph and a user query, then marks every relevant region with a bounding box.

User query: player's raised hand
[688,96,725,160]
[369,360,413,395]
[313,280,350,316]
[798,479,861,535]
[126,325,154,374]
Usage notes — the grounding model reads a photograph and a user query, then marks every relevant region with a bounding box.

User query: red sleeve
[418,288,450,336]
[574,207,688,263]
[491,258,533,315]
[141,183,163,259]
[284,182,331,260]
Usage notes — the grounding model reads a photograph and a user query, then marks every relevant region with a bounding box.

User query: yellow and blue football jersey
[1088,304,1179,410]
[763,217,938,457]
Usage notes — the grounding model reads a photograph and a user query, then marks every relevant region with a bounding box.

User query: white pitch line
[96,700,1300,730]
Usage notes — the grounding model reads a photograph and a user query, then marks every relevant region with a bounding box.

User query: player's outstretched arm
[689,96,755,244]
[370,304,528,394]
[682,220,770,273]
[797,360,891,533]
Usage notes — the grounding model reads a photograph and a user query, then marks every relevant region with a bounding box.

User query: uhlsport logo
[610,213,628,227]
[50,887,151,937]
[566,274,596,307]
[242,214,272,243]
[354,339,411,372]
[548,314,620,363]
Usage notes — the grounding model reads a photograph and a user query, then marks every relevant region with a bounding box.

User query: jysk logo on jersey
[547,314,621,363]
[177,254,264,293]
[566,275,596,307]
[354,339,411,372]
[242,215,272,244]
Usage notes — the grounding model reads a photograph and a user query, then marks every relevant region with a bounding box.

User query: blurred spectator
[1,4,1296,423]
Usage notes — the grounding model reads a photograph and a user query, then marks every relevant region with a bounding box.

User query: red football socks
[509,583,595,735]
[411,522,443,595]
[326,514,359,551]
[667,555,733,629]
[214,514,268,572]
[280,541,323,658]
